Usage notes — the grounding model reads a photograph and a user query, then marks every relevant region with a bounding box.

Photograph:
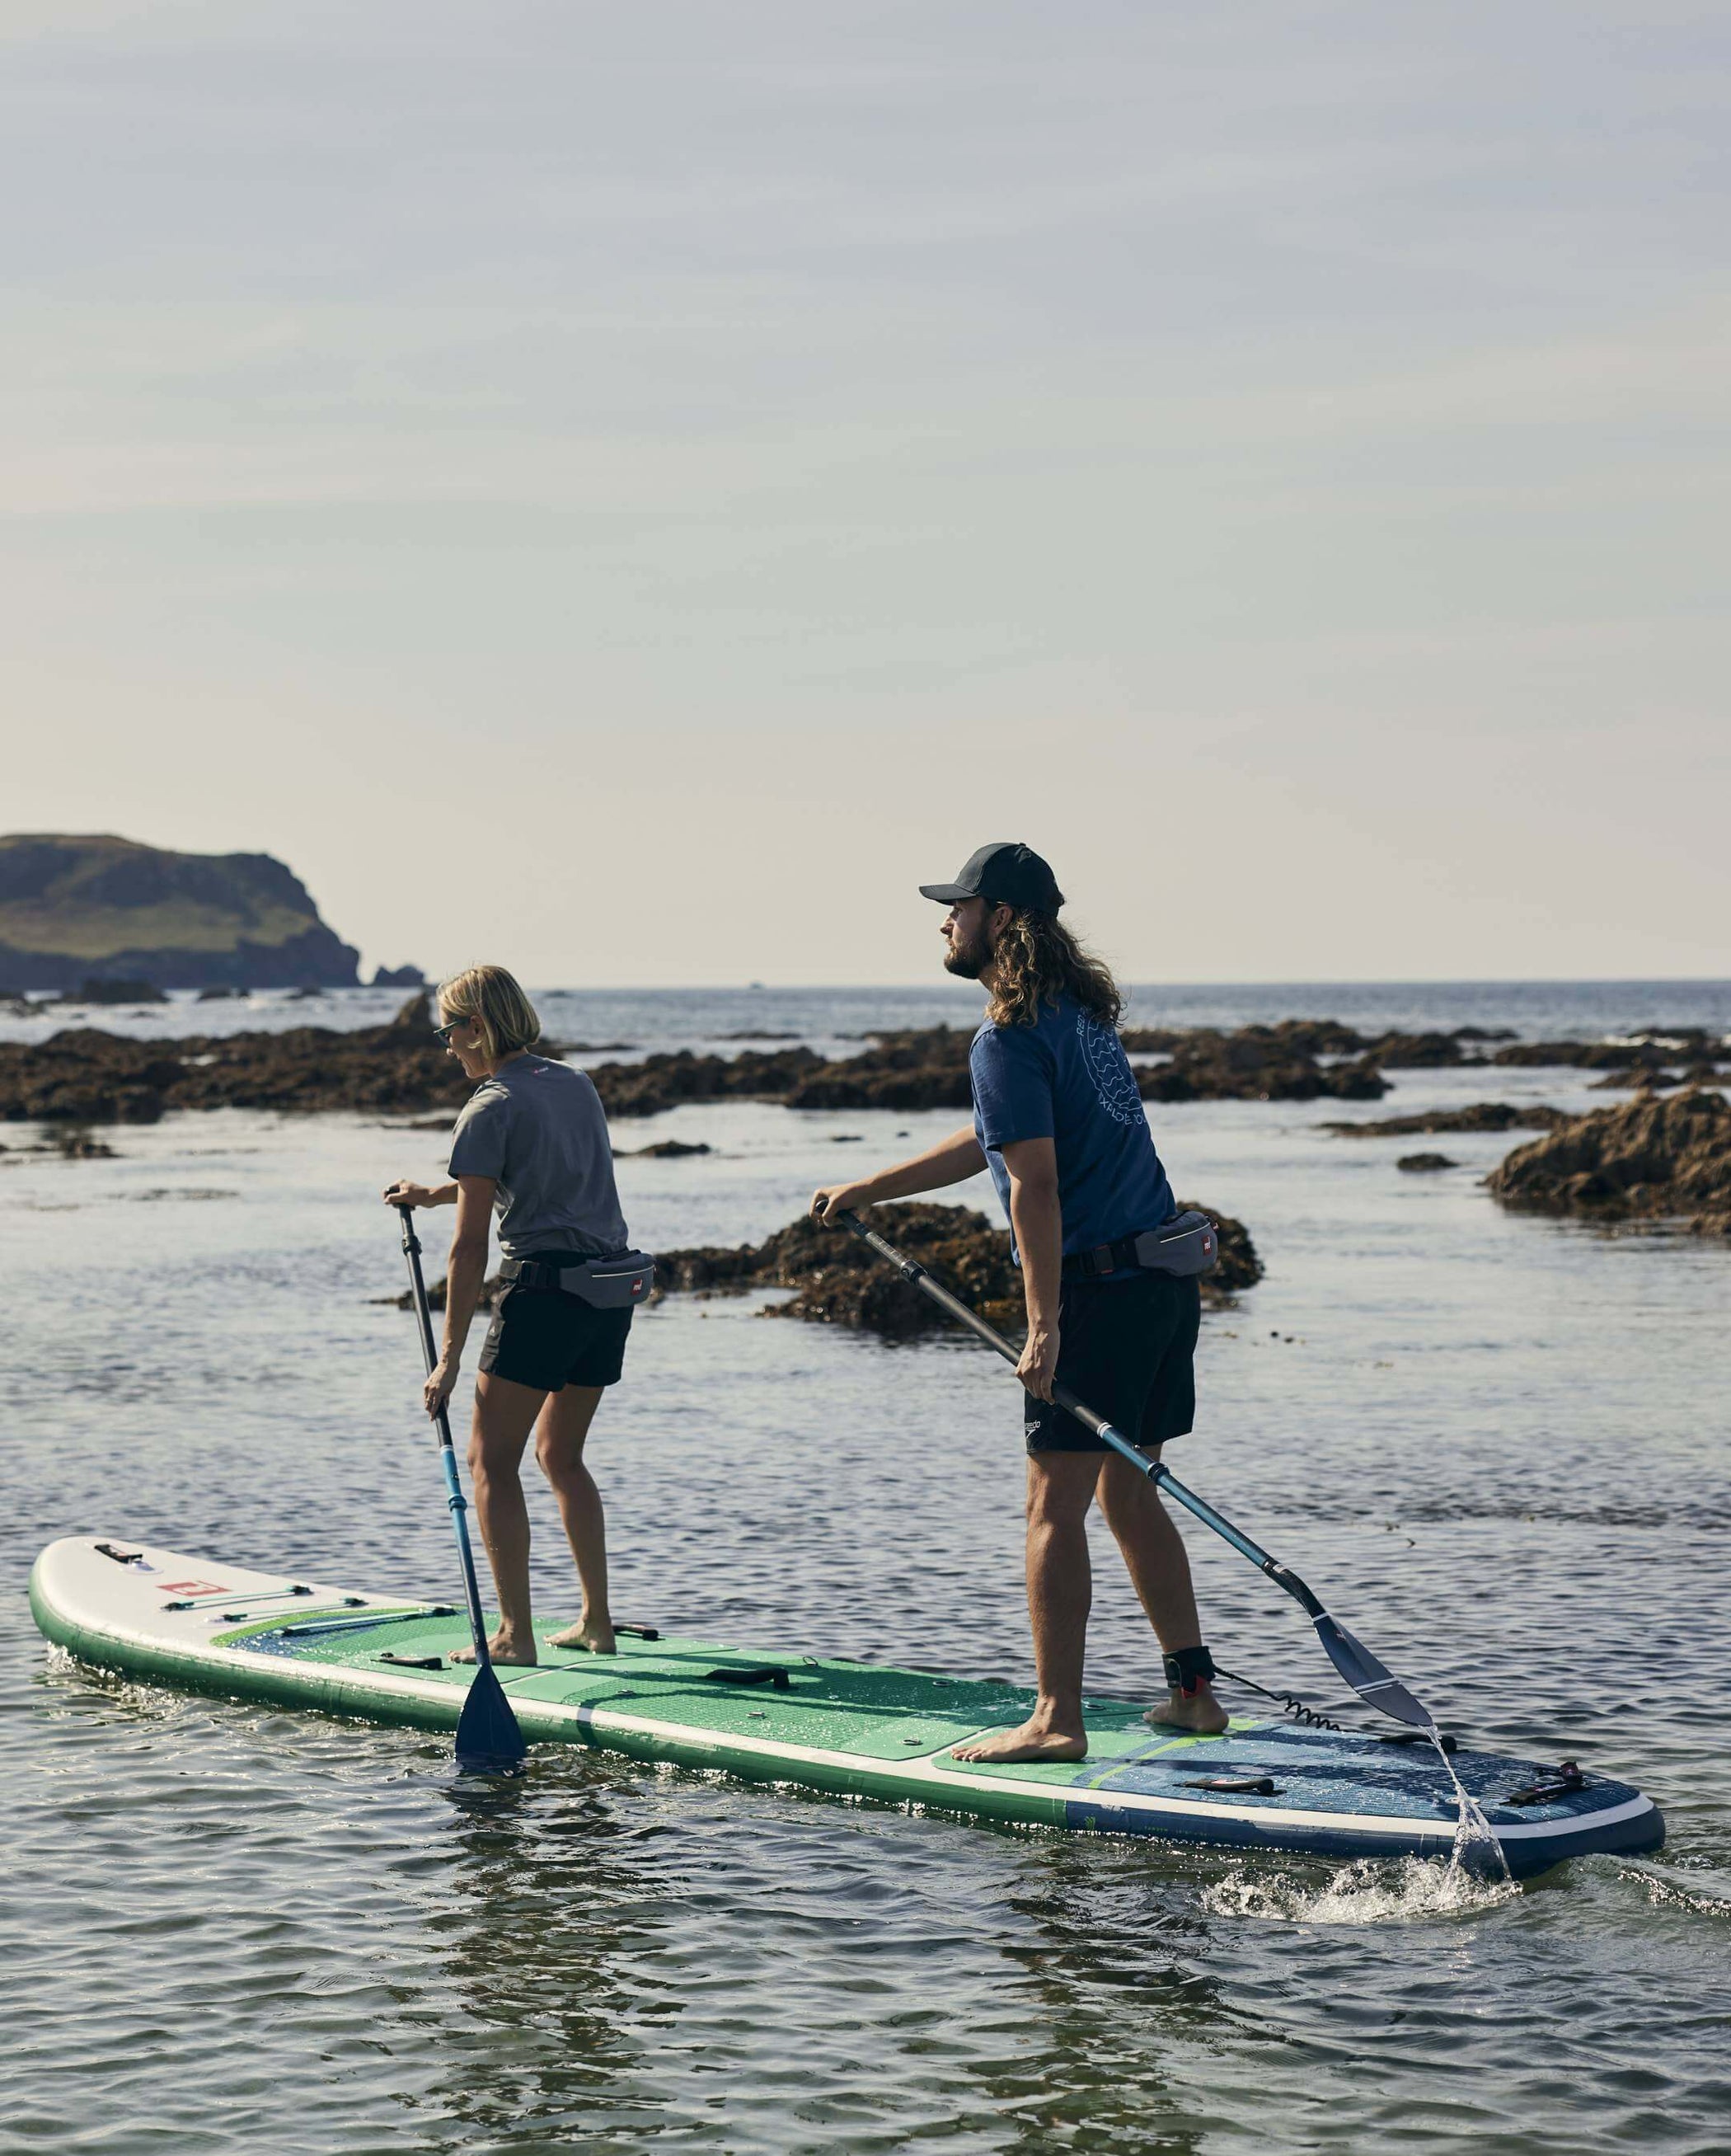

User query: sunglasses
[433,1018,471,1045]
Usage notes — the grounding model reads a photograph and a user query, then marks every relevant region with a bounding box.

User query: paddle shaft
[836,1210,1326,1622]
[394,1205,499,1672]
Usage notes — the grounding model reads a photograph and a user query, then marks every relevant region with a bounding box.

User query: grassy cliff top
[0,834,336,961]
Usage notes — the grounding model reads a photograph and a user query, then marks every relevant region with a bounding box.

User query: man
[811,842,1227,1763]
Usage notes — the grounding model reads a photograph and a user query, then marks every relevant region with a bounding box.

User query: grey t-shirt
[447,1054,629,1260]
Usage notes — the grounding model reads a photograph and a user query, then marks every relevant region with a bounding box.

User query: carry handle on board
[831,1209,1438,1735]
[393,1204,527,1773]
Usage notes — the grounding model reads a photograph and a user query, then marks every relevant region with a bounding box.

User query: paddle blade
[1313,1612,1436,1731]
[454,1662,528,1773]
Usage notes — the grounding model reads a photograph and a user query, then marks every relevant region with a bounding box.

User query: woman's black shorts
[478,1255,634,1393]
[1024,1270,1200,1455]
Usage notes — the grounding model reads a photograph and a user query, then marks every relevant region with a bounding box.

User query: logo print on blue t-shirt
[1077,1014,1146,1127]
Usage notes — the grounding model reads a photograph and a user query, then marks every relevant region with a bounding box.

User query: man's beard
[943,925,992,979]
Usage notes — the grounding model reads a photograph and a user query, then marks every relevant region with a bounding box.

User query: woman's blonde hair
[986,911,1123,1030]
[437,964,542,1063]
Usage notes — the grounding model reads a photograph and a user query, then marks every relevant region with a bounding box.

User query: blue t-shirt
[970,994,1175,1266]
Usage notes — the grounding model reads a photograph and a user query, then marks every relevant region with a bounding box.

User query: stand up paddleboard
[31,1538,1662,1878]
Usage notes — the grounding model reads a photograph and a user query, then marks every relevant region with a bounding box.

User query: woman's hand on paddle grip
[424,1355,459,1417]
[383,1179,438,1210]
[1017,1322,1059,1402]
[811,1181,875,1225]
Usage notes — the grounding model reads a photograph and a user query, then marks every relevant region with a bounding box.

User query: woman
[382,965,640,1665]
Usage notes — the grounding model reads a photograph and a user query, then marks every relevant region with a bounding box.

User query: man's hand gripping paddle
[393,1205,528,1773]
[833,1209,1438,1735]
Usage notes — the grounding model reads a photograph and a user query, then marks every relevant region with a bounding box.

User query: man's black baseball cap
[918,842,1065,915]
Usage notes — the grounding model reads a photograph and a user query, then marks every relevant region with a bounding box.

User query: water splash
[1200,1718,1516,1923]
[1203,1854,1519,1925]
[1428,1726,1513,1885]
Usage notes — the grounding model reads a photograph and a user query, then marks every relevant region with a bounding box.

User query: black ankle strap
[1163,1644,1217,1696]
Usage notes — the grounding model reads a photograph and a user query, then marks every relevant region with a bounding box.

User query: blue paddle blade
[454,1662,528,1773]
[1313,1612,1436,1731]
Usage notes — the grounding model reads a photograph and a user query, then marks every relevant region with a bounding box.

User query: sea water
[3,979,1729,2154]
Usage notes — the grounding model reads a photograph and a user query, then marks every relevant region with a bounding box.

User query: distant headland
[0,833,420,993]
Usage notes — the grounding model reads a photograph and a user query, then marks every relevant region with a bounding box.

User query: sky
[2,2,1726,986]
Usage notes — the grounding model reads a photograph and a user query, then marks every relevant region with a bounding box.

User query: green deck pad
[220,1617,1199,1767]
[206,1616,1577,1825]
[935,1717,1257,1786]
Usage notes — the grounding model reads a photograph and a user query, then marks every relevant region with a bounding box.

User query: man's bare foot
[950,1718,1088,1765]
[1144,1687,1230,1736]
[452,1632,537,1667]
[546,1619,616,1655]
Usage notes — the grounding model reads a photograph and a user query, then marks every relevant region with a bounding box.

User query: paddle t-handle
[391,1200,527,1771]
[832,1209,1437,1733]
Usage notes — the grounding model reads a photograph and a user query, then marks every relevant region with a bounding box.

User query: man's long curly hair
[987,910,1123,1029]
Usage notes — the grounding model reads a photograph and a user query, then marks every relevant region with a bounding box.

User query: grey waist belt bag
[501,1251,657,1308]
[1063,1210,1218,1280]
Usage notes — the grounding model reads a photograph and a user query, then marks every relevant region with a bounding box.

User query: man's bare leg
[952,1452,1102,1764]
[536,1385,616,1652]
[452,1371,547,1665]
[1097,1449,1228,1734]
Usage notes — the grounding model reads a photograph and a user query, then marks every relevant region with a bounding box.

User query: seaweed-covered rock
[1487,1088,1731,1236]
[1123,1017,1367,1059]
[655,1200,1262,1341]
[592,1020,1391,1117]
[0,993,465,1123]
[1136,1030,1388,1103]
[784,1028,976,1112]
[1324,1102,1569,1139]
[1372,1032,1471,1068]
[0,1030,182,1123]
[1396,1153,1457,1172]
[1488,1033,1722,1072]
[586,1045,823,1117]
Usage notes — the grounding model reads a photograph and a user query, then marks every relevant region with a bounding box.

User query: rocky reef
[1324,1102,1569,1139]
[1121,1024,1388,1102]
[7,993,1724,1142]
[584,1021,1399,1117]
[1487,1088,1731,1237]
[1485,1031,1724,1073]
[654,1200,1263,1341]
[0,833,361,991]
[0,993,463,1124]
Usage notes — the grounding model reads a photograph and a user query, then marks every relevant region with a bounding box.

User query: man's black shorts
[1024,1271,1200,1455]
[477,1256,634,1393]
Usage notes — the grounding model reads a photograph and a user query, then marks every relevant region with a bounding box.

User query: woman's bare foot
[950,1717,1088,1765]
[452,1631,537,1667]
[546,1618,616,1654]
[1144,1687,1230,1736]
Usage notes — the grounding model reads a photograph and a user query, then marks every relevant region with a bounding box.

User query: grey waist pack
[1132,1210,1218,1276]
[501,1250,657,1308]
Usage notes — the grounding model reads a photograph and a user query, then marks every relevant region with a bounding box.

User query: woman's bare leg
[453,1371,548,1664]
[535,1384,614,1652]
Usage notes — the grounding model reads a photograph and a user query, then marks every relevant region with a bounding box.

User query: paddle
[392,1204,528,1773]
[833,1208,1438,1734]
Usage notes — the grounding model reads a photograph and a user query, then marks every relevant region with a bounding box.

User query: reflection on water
[5,984,1730,2152]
